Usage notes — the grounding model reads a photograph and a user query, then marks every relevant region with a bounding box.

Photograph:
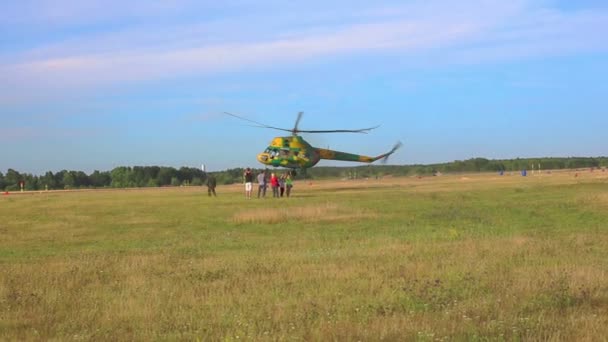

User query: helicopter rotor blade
[296,125,380,134]
[223,112,292,132]
[293,111,303,132]
[224,111,379,134]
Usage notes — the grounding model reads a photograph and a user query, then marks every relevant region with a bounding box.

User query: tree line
[307,157,608,179]
[1,157,606,191]
[0,166,207,191]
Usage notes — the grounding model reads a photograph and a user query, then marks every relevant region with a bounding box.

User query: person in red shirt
[270,172,279,198]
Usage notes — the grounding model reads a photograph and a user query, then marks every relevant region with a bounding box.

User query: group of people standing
[206,168,295,199]
[244,168,293,199]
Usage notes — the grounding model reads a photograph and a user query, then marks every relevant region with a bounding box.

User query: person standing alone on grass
[206,173,217,197]
[257,170,267,198]
[243,167,254,199]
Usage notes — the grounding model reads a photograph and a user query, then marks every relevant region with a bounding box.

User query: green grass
[1,173,608,340]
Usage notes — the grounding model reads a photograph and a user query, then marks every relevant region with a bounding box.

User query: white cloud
[1,0,607,103]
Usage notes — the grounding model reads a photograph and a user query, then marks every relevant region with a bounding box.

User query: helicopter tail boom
[316,141,402,164]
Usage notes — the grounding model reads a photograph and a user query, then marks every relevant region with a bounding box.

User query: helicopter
[225,112,402,174]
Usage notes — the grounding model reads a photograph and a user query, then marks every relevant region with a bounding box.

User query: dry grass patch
[231,203,377,224]
[594,192,608,207]
[575,192,608,210]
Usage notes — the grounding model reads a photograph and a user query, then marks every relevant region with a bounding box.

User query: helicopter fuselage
[256,135,395,170]
[256,135,320,169]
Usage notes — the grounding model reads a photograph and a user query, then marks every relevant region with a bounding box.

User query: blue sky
[1,0,607,174]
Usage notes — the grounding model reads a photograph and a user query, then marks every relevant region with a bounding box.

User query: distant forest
[1,157,607,191]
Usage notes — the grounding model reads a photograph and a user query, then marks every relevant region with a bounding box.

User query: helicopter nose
[257,153,270,164]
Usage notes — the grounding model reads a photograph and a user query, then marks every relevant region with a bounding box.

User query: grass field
[1,170,608,340]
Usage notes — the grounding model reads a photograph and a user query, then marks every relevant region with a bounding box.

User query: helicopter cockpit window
[266,148,279,158]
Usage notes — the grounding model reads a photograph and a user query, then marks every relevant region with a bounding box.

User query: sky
[1,0,607,174]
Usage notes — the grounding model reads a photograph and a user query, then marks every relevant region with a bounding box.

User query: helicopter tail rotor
[380,141,403,164]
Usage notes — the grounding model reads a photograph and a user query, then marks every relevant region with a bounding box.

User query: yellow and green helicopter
[225,112,401,173]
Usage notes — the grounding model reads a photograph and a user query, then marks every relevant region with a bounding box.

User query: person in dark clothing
[279,174,286,197]
[206,173,217,197]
